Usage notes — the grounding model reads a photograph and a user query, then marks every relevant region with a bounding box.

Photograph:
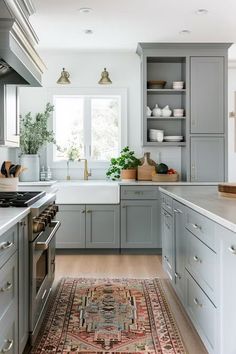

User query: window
[52,90,126,164]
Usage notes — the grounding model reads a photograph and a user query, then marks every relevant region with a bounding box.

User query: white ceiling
[31,0,236,58]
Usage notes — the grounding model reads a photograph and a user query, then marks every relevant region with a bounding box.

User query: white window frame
[46,87,127,169]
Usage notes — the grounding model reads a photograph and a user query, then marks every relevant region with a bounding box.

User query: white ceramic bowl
[164,136,183,142]
[172,81,184,89]
[173,109,184,117]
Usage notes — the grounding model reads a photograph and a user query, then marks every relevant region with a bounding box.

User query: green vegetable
[157,163,168,174]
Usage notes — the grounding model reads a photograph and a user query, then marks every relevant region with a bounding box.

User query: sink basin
[56,180,119,204]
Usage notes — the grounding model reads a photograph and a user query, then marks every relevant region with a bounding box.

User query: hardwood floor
[55,253,208,354]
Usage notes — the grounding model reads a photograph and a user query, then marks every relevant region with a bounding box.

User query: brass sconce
[57,68,71,84]
[98,68,112,85]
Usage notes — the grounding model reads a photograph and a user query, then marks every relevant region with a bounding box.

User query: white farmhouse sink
[56,180,119,204]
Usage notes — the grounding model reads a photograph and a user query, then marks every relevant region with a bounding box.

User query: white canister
[19,154,40,182]
[152,104,162,117]
[0,177,19,191]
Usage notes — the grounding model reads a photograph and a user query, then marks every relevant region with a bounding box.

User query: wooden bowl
[147,80,166,89]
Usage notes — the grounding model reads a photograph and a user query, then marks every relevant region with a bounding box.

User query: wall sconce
[98,68,112,84]
[57,68,71,84]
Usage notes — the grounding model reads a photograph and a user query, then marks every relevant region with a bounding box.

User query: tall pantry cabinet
[137,43,231,182]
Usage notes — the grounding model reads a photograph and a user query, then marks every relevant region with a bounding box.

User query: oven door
[30,220,60,335]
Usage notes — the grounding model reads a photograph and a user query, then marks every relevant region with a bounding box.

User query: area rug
[31,278,186,354]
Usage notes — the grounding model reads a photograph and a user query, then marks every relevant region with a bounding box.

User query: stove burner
[0,191,46,207]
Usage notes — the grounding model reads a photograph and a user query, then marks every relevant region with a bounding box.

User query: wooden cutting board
[218,183,236,198]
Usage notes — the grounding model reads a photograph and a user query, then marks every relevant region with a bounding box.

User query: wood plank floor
[55,253,208,354]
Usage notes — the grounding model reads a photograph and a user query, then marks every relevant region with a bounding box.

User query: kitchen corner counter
[159,185,236,232]
[0,207,30,236]
[118,181,219,186]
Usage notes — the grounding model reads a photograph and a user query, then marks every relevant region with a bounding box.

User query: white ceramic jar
[161,105,172,117]
[152,104,162,117]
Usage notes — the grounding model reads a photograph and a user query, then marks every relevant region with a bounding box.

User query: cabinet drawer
[0,301,18,354]
[186,209,216,251]
[121,186,159,200]
[186,229,217,305]
[186,273,216,352]
[0,226,18,269]
[0,253,17,322]
[161,194,173,214]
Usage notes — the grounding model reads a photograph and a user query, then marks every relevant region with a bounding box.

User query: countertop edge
[159,186,236,233]
[0,208,31,237]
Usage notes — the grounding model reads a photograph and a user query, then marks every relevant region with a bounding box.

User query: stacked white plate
[172,81,184,90]
[164,136,183,142]
[149,129,164,141]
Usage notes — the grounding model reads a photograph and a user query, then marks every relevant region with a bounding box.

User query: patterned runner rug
[31,278,186,354]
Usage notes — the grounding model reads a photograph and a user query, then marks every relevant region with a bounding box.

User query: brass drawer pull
[228,246,236,255]
[194,297,203,308]
[0,282,12,292]
[0,241,13,250]
[2,339,13,352]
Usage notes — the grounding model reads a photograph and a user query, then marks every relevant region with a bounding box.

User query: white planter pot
[19,154,40,182]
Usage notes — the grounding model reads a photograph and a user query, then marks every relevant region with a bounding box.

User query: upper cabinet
[190,57,224,134]
[137,43,231,181]
[0,85,20,147]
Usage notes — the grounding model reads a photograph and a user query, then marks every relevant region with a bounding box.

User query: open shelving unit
[143,56,187,146]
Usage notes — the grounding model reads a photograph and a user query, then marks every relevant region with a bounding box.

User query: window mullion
[84,97,91,159]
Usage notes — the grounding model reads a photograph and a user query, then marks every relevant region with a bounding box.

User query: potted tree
[106,146,140,181]
[19,103,55,181]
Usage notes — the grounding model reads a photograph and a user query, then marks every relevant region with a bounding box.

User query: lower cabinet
[121,200,160,249]
[56,205,86,248]
[56,204,120,249]
[86,205,120,248]
[18,218,29,353]
[161,208,174,279]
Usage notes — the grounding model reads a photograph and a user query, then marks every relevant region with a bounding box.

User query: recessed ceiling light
[179,30,191,35]
[79,7,93,13]
[195,8,208,15]
[84,29,93,34]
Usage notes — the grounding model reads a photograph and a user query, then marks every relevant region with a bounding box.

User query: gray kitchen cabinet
[18,218,29,354]
[161,208,174,280]
[0,85,20,147]
[190,57,224,134]
[121,200,160,249]
[85,205,120,249]
[190,137,225,182]
[173,200,186,304]
[137,43,230,181]
[56,205,86,248]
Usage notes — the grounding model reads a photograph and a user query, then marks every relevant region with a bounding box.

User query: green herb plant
[106,146,140,180]
[20,103,55,154]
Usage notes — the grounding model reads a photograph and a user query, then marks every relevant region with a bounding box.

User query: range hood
[0,0,46,86]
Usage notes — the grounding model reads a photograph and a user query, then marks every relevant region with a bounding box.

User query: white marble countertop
[159,185,236,232]
[0,207,30,237]
[118,181,219,186]
[18,180,57,186]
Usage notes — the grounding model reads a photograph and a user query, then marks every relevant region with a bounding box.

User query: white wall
[19,50,181,180]
[228,66,236,181]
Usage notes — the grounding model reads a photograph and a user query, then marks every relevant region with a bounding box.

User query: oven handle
[35,221,61,251]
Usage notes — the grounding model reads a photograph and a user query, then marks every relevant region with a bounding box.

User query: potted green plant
[19,103,55,181]
[106,146,140,181]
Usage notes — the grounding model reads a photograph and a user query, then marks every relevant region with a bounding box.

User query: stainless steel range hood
[0,0,46,86]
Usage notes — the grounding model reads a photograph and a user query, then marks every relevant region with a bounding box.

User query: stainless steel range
[29,193,60,343]
[0,191,61,344]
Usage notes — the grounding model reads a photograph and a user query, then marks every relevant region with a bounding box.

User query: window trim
[46,87,127,169]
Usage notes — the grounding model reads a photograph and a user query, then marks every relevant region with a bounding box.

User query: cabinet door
[161,209,174,281]
[18,218,29,354]
[173,201,186,304]
[190,57,224,134]
[86,205,120,249]
[56,205,86,248]
[5,85,20,145]
[191,137,225,182]
[121,200,160,249]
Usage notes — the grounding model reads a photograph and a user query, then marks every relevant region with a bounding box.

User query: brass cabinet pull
[175,272,181,279]
[193,297,203,308]
[2,339,13,352]
[87,210,92,213]
[228,246,236,255]
[0,241,13,250]
[0,282,12,292]
[81,210,86,213]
